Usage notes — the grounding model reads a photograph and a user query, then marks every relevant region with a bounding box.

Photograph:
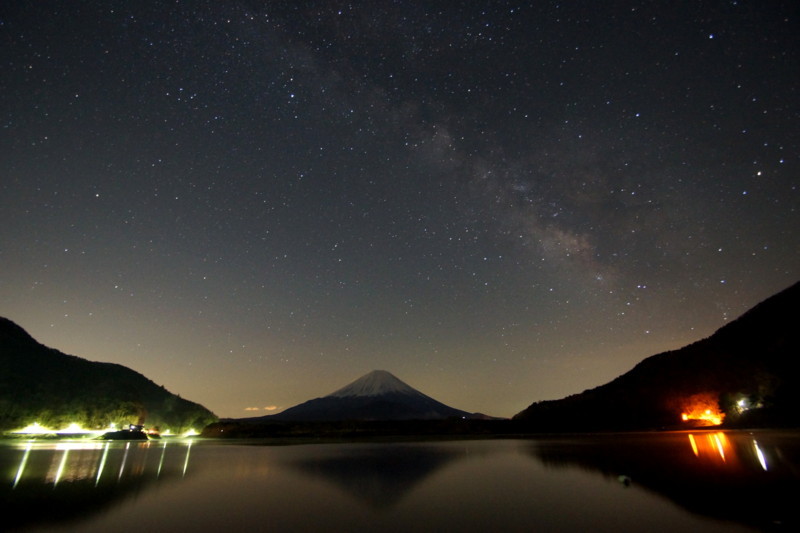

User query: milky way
[1,1,797,417]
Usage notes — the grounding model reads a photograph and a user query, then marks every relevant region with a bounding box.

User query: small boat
[100,424,149,440]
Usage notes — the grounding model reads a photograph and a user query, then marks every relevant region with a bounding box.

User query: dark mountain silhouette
[253,370,478,422]
[514,281,800,430]
[0,317,217,432]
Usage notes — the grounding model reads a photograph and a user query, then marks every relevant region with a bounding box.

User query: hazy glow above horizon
[1,1,797,418]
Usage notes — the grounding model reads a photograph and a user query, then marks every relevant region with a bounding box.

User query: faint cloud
[245,405,279,411]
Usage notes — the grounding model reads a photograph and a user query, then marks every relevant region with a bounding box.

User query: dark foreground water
[2,430,799,532]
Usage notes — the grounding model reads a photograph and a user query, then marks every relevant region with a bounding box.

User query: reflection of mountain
[0,441,195,531]
[515,282,800,430]
[284,443,463,508]
[529,431,800,531]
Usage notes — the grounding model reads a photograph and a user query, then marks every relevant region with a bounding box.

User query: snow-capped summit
[327,370,418,398]
[264,370,477,421]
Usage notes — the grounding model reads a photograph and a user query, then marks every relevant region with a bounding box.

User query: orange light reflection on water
[686,432,771,471]
[688,434,699,456]
[687,432,730,463]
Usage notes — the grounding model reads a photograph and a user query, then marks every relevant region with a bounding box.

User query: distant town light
[12,422,54,434]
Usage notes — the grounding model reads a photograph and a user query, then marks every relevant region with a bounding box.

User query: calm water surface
[2,430,799,532]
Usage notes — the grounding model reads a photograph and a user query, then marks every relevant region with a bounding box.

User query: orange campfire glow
[682,410,724,426]
[680,393,725,426]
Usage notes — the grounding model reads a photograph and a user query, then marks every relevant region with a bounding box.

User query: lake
[2,430,799,532]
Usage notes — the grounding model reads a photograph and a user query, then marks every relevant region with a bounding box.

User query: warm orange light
[680,393,725,426]
[681,410,723,425]
[712,432,727,461]
[688,434,699,456]
[687,432,731,463]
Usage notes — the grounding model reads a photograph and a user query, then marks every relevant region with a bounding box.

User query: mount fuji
[262,370,478,421]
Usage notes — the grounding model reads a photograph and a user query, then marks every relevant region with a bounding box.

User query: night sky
[1,1,797,418]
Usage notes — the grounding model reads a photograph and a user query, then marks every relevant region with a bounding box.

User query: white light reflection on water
[53,449,69,486]
[95,442,110,486]
[753,440,768,471]
[6,438,196,489]
[157,441,167,478]
[3,433,798,532]
[117,442,130,481]
[182,440,192,477]
[12,442,32,489]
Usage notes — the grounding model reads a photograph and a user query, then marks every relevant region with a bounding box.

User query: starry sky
[1,1,797,418]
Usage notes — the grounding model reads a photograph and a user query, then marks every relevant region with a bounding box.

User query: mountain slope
[0,317,217,432]
[262,370,475,421]
[513,281,800,430]
[328,370,418,397]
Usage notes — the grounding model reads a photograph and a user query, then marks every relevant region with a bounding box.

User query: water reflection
[687,432,770,472]
[3,434,797,532]
[11,442,31,489]
[530,430,800,530]
[2,439,195,531]
[754,439,769,471]
[285,443,463,508]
